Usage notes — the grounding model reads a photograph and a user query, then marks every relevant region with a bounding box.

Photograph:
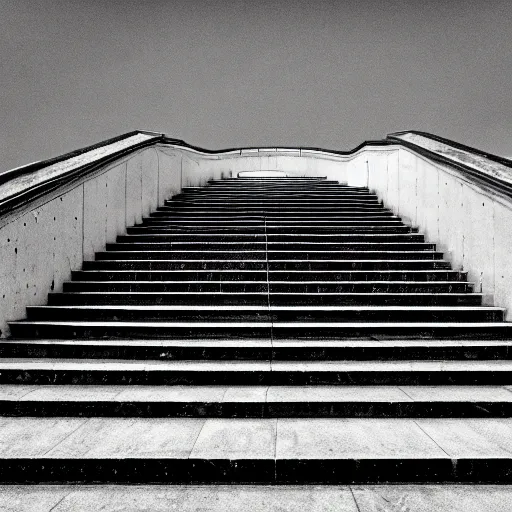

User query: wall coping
[2,129,512,215]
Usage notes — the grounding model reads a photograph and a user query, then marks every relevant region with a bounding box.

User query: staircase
[2,176,512,484]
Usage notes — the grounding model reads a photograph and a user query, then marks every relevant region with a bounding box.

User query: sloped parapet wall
[372,132,512,319]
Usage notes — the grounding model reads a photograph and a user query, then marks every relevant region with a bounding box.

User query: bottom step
[1,484,511,512]
[1,417,512,483]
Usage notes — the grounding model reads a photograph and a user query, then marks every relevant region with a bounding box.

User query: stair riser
[128,227,413,234]
[117,234,425,242]
[106,242,436,251]
[95,252,444,261]
[153,209,389,215]
[63,282,473,293]
[71,270,467,281]
[2,401,512,418]
[48,293,482,307]
[25,309,504,322]
[165,197,381,202]
[143,220,404,227]
[10,324,511,339]
[83,261,452,271]
[2,344,508,361]
[0,369,511,385]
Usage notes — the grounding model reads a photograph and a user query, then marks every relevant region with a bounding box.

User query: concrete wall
[364,146,512,318]
[0,146,180,337]
[2,139,511,336]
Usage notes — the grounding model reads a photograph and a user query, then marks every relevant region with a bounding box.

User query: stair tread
[4,338,512,347]
[10,321,509,326]
[54,292,481,296]
[1,385,512,403]
[26,305,503,311]
[1,416,512,460]
[2,359,512,370]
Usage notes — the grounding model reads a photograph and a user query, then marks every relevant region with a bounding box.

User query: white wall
[0,146,179,337]
[365,146,512,317]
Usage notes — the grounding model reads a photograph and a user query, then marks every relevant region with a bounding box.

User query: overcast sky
[1,0,511,172]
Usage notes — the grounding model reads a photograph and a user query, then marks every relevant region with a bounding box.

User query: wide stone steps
[4,176,512,485]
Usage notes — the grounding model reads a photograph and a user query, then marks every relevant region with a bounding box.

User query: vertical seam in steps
[274,417,278,483]
[12,387,43,401]
[264,215,274,363]
[413,420,451,457]
[49,491,74,512]
[397,386,415,401]
[188,419,207,459]
[349,486,362,512]
[41,418,91,457]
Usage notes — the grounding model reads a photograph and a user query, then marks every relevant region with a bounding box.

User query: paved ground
[1,485,512,511]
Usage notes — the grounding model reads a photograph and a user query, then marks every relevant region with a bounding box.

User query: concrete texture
[365,144,512,317]
[0,142,180,336]
[6,417,512,461]
[2,484,512,512]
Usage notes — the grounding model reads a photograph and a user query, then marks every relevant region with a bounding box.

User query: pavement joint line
[14,386,40,401]
[397,386,416,401]
[349,486,363,512]
[412,420,452,458]
[48,492,72,512]
[188,419,208,459]
[41,417,91,457]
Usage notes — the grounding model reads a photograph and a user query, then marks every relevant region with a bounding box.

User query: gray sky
[1,0,512,172]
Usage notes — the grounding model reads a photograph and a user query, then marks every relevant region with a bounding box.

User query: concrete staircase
[2,176,512,483]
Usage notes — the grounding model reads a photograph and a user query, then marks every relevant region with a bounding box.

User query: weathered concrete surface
[0,145,178,337]
[2,484,512,512]
[393,131,512,185]
[0,187,82,337]
[0,133,155,204]
[0,485,358,512]
[366,146,512,315]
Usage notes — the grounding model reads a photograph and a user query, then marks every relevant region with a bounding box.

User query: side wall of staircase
[0,140,236,337]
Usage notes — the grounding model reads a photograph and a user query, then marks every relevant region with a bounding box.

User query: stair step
[48,292,483,306]
[128,226,413,235]
[2,359,512,385]
[117,233,424,242]
[24,305,503,322]
[106,242,437,251]
[8,321,512,339]
[83,260,452,271]
[71,270,468,281]
[63,280,473,293]
[1,385,512,418]
[95,251,444,261]
[2,339,511,360]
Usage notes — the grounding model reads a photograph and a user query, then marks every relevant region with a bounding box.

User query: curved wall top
[2,128,512,217]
